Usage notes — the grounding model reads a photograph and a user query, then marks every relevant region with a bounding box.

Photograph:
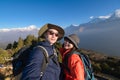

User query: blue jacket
[21,41,60,80]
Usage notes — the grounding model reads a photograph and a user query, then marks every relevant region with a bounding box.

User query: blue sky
[0,0,120,29]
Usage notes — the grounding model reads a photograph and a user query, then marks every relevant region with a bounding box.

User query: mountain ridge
[65,9,120,56]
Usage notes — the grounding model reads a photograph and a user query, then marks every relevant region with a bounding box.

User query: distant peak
[114,9,120,17]
[89,9,120,23]
[110,9,120,19]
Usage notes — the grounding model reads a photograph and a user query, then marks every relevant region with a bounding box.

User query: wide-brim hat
[38,23,65,40]
[64,34,80,49]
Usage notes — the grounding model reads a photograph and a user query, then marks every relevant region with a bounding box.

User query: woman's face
[45,29,59,45]
[63,38,74,50]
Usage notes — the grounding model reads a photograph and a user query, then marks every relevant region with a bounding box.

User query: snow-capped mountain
[65,9,120,56]
[109,9,120,19]
[0,25,39,48]
[88,18,105,23]
[89,9,120,23]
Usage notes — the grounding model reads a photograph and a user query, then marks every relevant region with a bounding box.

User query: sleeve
[68,54,85,80]
[20,47,44,80]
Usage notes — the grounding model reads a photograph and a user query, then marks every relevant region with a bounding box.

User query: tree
[12,41,18,48]
[24,35,37,46]
[17,37,24,49]
[6,43,12,50]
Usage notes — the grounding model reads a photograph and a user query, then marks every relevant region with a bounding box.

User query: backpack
[63,50,95,80]
[12,45,50,77]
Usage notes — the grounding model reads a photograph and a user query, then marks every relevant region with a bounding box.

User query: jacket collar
[38,40,54,48]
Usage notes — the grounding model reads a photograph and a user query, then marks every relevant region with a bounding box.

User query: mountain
[0,25,39,49]
[109,9,120,19]
[65,9,120,56]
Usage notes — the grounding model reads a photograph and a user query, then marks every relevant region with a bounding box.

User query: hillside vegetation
[80,48,120,80]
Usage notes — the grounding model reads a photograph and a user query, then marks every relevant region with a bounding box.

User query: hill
[80,48,120,80]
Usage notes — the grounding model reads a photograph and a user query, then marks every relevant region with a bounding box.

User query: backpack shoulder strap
[35,46,49,77]
[37,46,49,63]
[74,51,91,68]
[73,51,92,70]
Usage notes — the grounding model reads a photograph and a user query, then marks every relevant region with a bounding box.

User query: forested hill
[80,48,120,80]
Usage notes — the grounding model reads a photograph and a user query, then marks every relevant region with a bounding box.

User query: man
[21,23,64,80]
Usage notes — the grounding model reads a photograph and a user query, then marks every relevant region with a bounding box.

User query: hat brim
[64,36,79,49]
[38,23,64,40]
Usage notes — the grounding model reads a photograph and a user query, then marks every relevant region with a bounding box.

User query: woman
[21,23,64,80]
[60,34,85,80]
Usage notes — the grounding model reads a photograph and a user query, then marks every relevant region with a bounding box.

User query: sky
[0,0,120,29]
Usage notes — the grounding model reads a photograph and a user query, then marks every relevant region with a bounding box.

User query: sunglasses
[47,30,59,37]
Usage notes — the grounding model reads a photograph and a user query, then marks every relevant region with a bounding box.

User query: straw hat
[38,23,65,40]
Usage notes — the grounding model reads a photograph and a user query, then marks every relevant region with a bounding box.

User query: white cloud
[90,16,94,19]
[0,25,39,44]
[98,14,111,19]
[0,25,39,32]
[90,14,111,20]
[72,24,79,26]
[0,29,10,32]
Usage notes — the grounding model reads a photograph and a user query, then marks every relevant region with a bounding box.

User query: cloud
[90,16,94,19]
[0,25,39,32]
[90,12,112,20]
[0,25,39,45]
[98,14,111,19]
[90,15,111,19]
[72,24,79,26]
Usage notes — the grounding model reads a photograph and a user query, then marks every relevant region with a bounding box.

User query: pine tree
[17,37,24,49]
